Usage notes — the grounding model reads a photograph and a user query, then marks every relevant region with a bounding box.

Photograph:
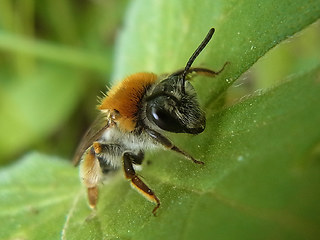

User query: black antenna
[181,28,215,93]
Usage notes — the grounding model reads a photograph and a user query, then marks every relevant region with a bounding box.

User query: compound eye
[151,107,183,132]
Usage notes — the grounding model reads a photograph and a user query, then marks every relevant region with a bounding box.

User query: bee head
[146,76,205,134]
[145,28,216,134]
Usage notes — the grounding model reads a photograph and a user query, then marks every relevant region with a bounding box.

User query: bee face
[146,75,206,134]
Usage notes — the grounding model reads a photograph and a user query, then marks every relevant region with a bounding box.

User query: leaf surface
[1,0,320,239]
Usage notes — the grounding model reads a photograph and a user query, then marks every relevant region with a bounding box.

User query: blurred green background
[0,0,319,165]
[0,0,128,164]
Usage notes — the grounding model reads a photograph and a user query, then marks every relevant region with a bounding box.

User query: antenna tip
[208,28,215,37]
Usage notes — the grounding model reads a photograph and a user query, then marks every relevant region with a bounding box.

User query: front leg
[145,128,204,165]
[123,152,160,215]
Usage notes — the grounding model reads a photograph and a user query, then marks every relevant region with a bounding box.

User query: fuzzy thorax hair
[99,73,158,132]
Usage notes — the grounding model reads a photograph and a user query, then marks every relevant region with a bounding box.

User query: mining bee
[73,28,227,215]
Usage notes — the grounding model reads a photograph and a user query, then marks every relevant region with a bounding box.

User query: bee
[73,28,227,215]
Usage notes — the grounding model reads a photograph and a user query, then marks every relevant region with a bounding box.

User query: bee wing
[72,112,110,166]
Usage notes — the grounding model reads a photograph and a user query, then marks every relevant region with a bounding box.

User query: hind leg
[80,142,122,208]
[80,147,102,209]
[123,151,160,215]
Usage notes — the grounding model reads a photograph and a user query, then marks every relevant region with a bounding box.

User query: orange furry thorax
[99,73,158,132]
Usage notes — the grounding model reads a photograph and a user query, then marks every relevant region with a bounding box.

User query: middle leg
[123,151,160,215]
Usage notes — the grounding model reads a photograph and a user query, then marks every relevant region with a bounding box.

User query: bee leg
[169,61,229,78]
[123,152,160,216]
[80,147,102,209]
[187,61,229,77]
[145,128,204,165]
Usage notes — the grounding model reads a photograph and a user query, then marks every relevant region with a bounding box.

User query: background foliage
[0,0,319,239]
[0,0,128,163]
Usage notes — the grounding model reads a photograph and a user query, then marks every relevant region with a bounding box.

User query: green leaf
[2,67,319,240]
[0,66,84,163]
[0,153,80,240]
[66,67,320,240]
[113,0,320,106]
[2,0,320,239]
